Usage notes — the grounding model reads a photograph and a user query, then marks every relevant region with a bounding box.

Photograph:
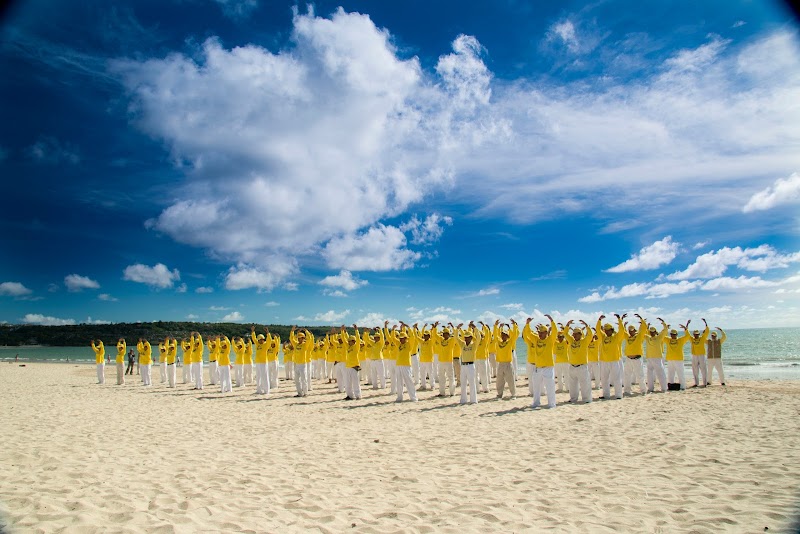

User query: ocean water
[1,327,798,380]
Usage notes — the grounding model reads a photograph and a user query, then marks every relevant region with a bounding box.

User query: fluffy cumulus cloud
[401,214,453,246]
[323,225,421,272]
[668,245,800,280]
[22,313,76,326]
[742,172,800,212]
[0,282,32,297]
[579,280,699,303]
[195,286,214,294]
[221,311,244,322]
[123,263,180,288]
[606,237,679,273]
[64,274,100,292]
[98,293,118,302]
[313,309,350,323]
[319,270,368,292]
[355,312,400,326]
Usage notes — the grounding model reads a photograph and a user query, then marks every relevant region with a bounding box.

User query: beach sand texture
[1,363,799,533]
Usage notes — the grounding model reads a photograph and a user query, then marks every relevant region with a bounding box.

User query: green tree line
[0,322,342,347]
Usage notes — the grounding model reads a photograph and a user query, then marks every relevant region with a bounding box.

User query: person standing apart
[522,316,558,408]
[665,324,691,390]
[644,319,668,392]
[138,338,153,386]
[623,314,648,396]
[218,336,233,393]
[126,348,135,376]
[706,327,727,386]
[115,338,126,385]
[456,323,481,405]
[494,320,520,400]
[91,339,105,384]
[596,314,625,400]
[166,337,177,388]
[688,319,710,387]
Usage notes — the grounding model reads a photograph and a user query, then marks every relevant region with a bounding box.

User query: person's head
[711,331,718,339]
[603,323,614,334]
[348,336,356,345]
[628,325,636,336]
[500,329,509,341]
[442,330,451,339]
[670,329,678,339]
[536,324,548,340]
[422,332,430,340]
[692,329,700,339]
[257,334,266,343]
[572,328,583,341]
[464,331,473,343]
[648,326,658,337]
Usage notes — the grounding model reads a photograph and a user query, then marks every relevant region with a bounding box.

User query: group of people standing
[90,314,727,408]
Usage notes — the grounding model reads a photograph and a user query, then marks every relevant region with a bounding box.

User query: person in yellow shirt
[418,325,437,391]
[115,338,126,385]
[191,332,204,390]
[342,325,362,400]
[181,337,193,384]
[166,337,177,388]
[158,340,168,384]
[665,322,691,390]
[432,322,457,397]
[266,328,280,390]
[565,320,592,403]
[382,321,399,395]
[522,316,557,408]
[364,327,386,390]
[475,322,492,393]
[252,326,270,395]
[393,323,419,402]
[688,319,710,387]
[706,327,727,386]
[596,314,625,400]
[456,323,481,404]
[218,335,233,393]
[283,337,294,382]
[206,336,219,386]
[137,338,153,386]
[290,327,313,397]
[553,326,570,393]
[587,331,600,389]
[91,339,105,385]
[494,319,519,399]
[644,318,668,392]
[243,334,254,386]
[623,314,648,396]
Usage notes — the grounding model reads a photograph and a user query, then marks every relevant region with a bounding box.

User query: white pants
[268,360,279,388]
[325,360,335,381]
[208,360,219,385]
[707,358,725,384]
[234,364,244,387]
[646,358,667,392]
[255,363,270,394]
[294,363,308,396]
[96,363,105,384]
[532,366,556,408]
[183,361,192,383]
[116,362,124,385]
[411,354,420,385]
[459,363,478,404]
[526,362,536,397]
[193,361,203,389]
[495,362,516,398]
[385,360,396,393]
[601,361,623,399]
[667,360,686,389]
[333,362,345,392]
[624,357,646,395]
[346,367,361,399]
[306,360,313,391]
[159,362,167,383]
[244,363,253,385]
[420,361,435,389]
[396,366,417,402]
[438,361,456,396]
[489,353,497,377]
[369,360,386,389]
[141,364,152,386]
[568,365,592,403]
[219,365,232,393]
[588,361,601,388]
[167,363,176,388]
[555,362,569,391]
[284,360,293,380]
[476,359,490,392]
[692,355,708,386]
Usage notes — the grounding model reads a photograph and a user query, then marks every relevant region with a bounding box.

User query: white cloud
[224,262,295,291]
[319,270,368,291]
[732,20,746,28]
[221,311,244,322]
[97,293,118,302]
[578,280,699,302]
[64,274,100,292]
[323,289,348,298]
[313,309,350,323]
[283,282,299,291]
[213,0,257,19]
[606,236,679,273]
[0,282,32,297]
[400,213,453,245]
[85,316,111,325]
[195,286,214,293]
[186,313,199,319]
[323,224,421,271]
[356,312,399,327]
[668,245,800,280]
[499,303,524,310]
[742,172,800,213]
[692,240,710,250]
[472,287,500,297]
[123,263,180,289]
[701,276,779,291]
[22,313,76,326]
[176,283,187,293]
[264,301,279,307]
[209,306,229,311]
[26,136,79,165]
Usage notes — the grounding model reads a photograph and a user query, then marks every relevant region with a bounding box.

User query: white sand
[1,362,799,533]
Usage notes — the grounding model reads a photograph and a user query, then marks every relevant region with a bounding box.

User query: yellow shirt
[233,340,246,365]
[644,327,667,359]
[395,328,419,367]
[568,333,591,366]
[665,332,690,361]
[343,330,362,368]
[218,337,232,366]
[267,335,281,362]
[115,341,126,364]
[180,340,192,364]
[433,328,456,362]
[596,318,625,362]
[456,327,481,363]
[475,325,491,360]
[494,323,519,363]
[522,321,557,368]
[92,341,105,364]
[252,332,269,364]
[365,330,385,360]
[689,327,710,356]
[191,334,204,364]
[158,343,167,363]
[138,340,152,366]
[166,339,177,364]
[207,339,219,362]
[624,319,648,357]
[553,333,569,364]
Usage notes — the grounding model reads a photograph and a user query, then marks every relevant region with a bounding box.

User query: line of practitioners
[90,314,726,408]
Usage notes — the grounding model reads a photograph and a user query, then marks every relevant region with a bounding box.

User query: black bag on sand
[667,383,681,391]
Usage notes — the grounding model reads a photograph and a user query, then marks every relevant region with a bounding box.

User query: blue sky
[1,0,799,329]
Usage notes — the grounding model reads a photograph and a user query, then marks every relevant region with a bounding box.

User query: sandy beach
[1,362,799,533]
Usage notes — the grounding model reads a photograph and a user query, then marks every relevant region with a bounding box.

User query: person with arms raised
[665,322,691,390]
[596,314,625,400]
[644,318,668,393]
[393,323,420,402]
[688,319,710,387]
[494,319,520,400]
[91,339,105,385]
[522,315,558,408]
[166,337,177,388]
[623,314,648,396]
[138,338,153,386]
[115,338,126,385]
[455,323,482,405]
[706,327,727,386]
[566,320,593,404]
